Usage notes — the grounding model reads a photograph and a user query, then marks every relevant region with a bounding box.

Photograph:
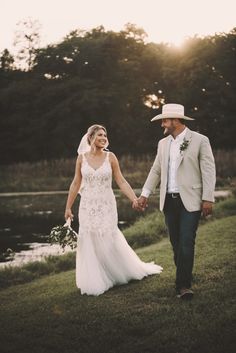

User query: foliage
[0,49,14,71]
[0,252,75,289]
[13,17,41,70]
[124,211,167,248]
[0,26,236,164]
[0,150,235,192]
[49,222,77,251]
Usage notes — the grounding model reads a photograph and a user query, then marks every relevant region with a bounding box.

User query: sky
[1,0,236,53]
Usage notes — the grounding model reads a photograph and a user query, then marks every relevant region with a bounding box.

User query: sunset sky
[1,0,236,52]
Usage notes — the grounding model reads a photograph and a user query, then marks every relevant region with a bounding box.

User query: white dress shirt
[167,128,187,193]
[142,128,187,197]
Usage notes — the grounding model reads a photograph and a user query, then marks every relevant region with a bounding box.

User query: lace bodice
[79,152,118,233]
[80,152,112,195]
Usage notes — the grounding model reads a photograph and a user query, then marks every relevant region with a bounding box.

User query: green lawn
[0,215,235,353]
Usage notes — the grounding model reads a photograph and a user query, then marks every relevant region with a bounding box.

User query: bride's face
[93,129,108,149]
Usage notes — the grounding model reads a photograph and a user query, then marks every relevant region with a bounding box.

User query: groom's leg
[176,202,201,290]
[163,194,181,290]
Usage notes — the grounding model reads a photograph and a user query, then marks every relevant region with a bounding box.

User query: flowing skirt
[76,223,162,296]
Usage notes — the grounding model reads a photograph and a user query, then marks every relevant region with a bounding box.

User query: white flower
[180,138,190,153]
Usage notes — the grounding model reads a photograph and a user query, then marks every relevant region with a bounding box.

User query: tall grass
[0,150,235,192]
[214,149,236,177]
[0,252,76,289]
[124,211,167,248]
[1,195,235,290]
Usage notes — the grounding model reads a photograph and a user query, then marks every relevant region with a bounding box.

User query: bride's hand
[65,208,74,221]
[132,196,148,212]
[132,198,139,210]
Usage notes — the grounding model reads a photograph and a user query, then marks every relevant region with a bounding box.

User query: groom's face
[161,118,176,136]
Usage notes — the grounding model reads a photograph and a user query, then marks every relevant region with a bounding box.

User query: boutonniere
[180,138,190,154]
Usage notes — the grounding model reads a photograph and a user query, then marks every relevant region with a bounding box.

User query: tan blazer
[142,128,216,212]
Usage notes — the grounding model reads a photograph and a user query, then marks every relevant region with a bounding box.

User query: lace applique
[79,153,118,236]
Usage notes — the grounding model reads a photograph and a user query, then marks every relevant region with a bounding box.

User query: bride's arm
[110,152,137,204]
[64,155,82,220]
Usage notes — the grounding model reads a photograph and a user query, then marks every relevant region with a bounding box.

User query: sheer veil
[77,132,109,155]
[77,133,90,155]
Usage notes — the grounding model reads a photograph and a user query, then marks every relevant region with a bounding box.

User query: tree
[0,49,14,71]
[0,26,235,164]
[14,17,41,71]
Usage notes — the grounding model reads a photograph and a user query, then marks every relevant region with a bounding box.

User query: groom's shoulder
[190,129,210,142]
[158,136,170,145]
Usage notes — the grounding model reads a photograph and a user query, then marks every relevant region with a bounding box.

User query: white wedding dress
[76,152,163,296]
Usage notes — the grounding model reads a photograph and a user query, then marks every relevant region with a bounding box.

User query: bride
[64,124,162,296]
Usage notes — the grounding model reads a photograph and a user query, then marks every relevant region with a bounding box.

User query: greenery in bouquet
[49,221,78,251]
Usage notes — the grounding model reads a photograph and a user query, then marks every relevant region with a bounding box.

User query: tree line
[0,23,235,164]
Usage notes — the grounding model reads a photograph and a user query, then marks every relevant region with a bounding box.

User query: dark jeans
[163,194,201,292]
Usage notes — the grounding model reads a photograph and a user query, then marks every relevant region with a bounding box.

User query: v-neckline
[84,152,108,171]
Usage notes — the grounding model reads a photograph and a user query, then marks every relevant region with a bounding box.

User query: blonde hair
[87,124,107,147]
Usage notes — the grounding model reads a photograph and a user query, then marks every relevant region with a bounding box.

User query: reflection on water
[0,220,130,268]
[0,190,158,268]
[0,214,63,267]
[0,242,73,268]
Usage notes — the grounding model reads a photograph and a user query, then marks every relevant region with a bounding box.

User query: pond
[0,190,159,267]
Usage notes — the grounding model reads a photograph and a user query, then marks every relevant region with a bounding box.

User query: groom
[138,103,216,300]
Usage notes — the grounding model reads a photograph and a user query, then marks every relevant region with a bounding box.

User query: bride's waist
[81,188,114,197]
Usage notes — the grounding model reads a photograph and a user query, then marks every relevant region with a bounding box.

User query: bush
[0,252,76,290]
[124,211,167,248]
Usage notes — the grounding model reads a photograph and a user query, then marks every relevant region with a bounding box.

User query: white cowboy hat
[151,103,194,121]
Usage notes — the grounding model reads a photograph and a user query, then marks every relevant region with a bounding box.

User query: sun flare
[1,0,236,51]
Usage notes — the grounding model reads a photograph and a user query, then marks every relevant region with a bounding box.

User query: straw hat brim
[151,113,194,121]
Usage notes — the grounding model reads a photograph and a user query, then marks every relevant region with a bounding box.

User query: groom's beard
[163,128,169,135]
[163,123,175,136]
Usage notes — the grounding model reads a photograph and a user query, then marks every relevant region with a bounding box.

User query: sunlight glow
[144,94,165,109]
[1,0,236,51]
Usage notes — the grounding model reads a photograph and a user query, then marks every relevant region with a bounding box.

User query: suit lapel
[176,128,192,170]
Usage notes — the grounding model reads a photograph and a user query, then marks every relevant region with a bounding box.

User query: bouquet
[49,218,78,251]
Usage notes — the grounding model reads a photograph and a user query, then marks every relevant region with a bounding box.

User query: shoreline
[0,189,232,198]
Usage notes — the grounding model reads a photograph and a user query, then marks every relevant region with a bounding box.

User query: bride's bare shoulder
[108,151,118,162]
[76,154,83,164]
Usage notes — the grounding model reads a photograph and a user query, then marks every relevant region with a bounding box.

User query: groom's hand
[137,196,148,212]
[201,201,213,218]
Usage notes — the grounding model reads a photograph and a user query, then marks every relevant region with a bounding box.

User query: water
[0,217,130,268]
[0,189,228,268]
[0,190,158,267]
[0,242,74,268]
[0,216,74,267]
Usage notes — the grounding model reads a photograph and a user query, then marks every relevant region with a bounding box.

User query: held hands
[132,198,139,210]
[132,196,148,212]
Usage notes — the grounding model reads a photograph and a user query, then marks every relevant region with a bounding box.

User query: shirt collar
[170,127,187,142]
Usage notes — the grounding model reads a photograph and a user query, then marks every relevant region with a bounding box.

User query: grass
[1,196,236,290]
[0,214,235,353]
[0,151,235,191]
[124,211,167,248]
[0,155,154,192]
[0,252,76,289]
